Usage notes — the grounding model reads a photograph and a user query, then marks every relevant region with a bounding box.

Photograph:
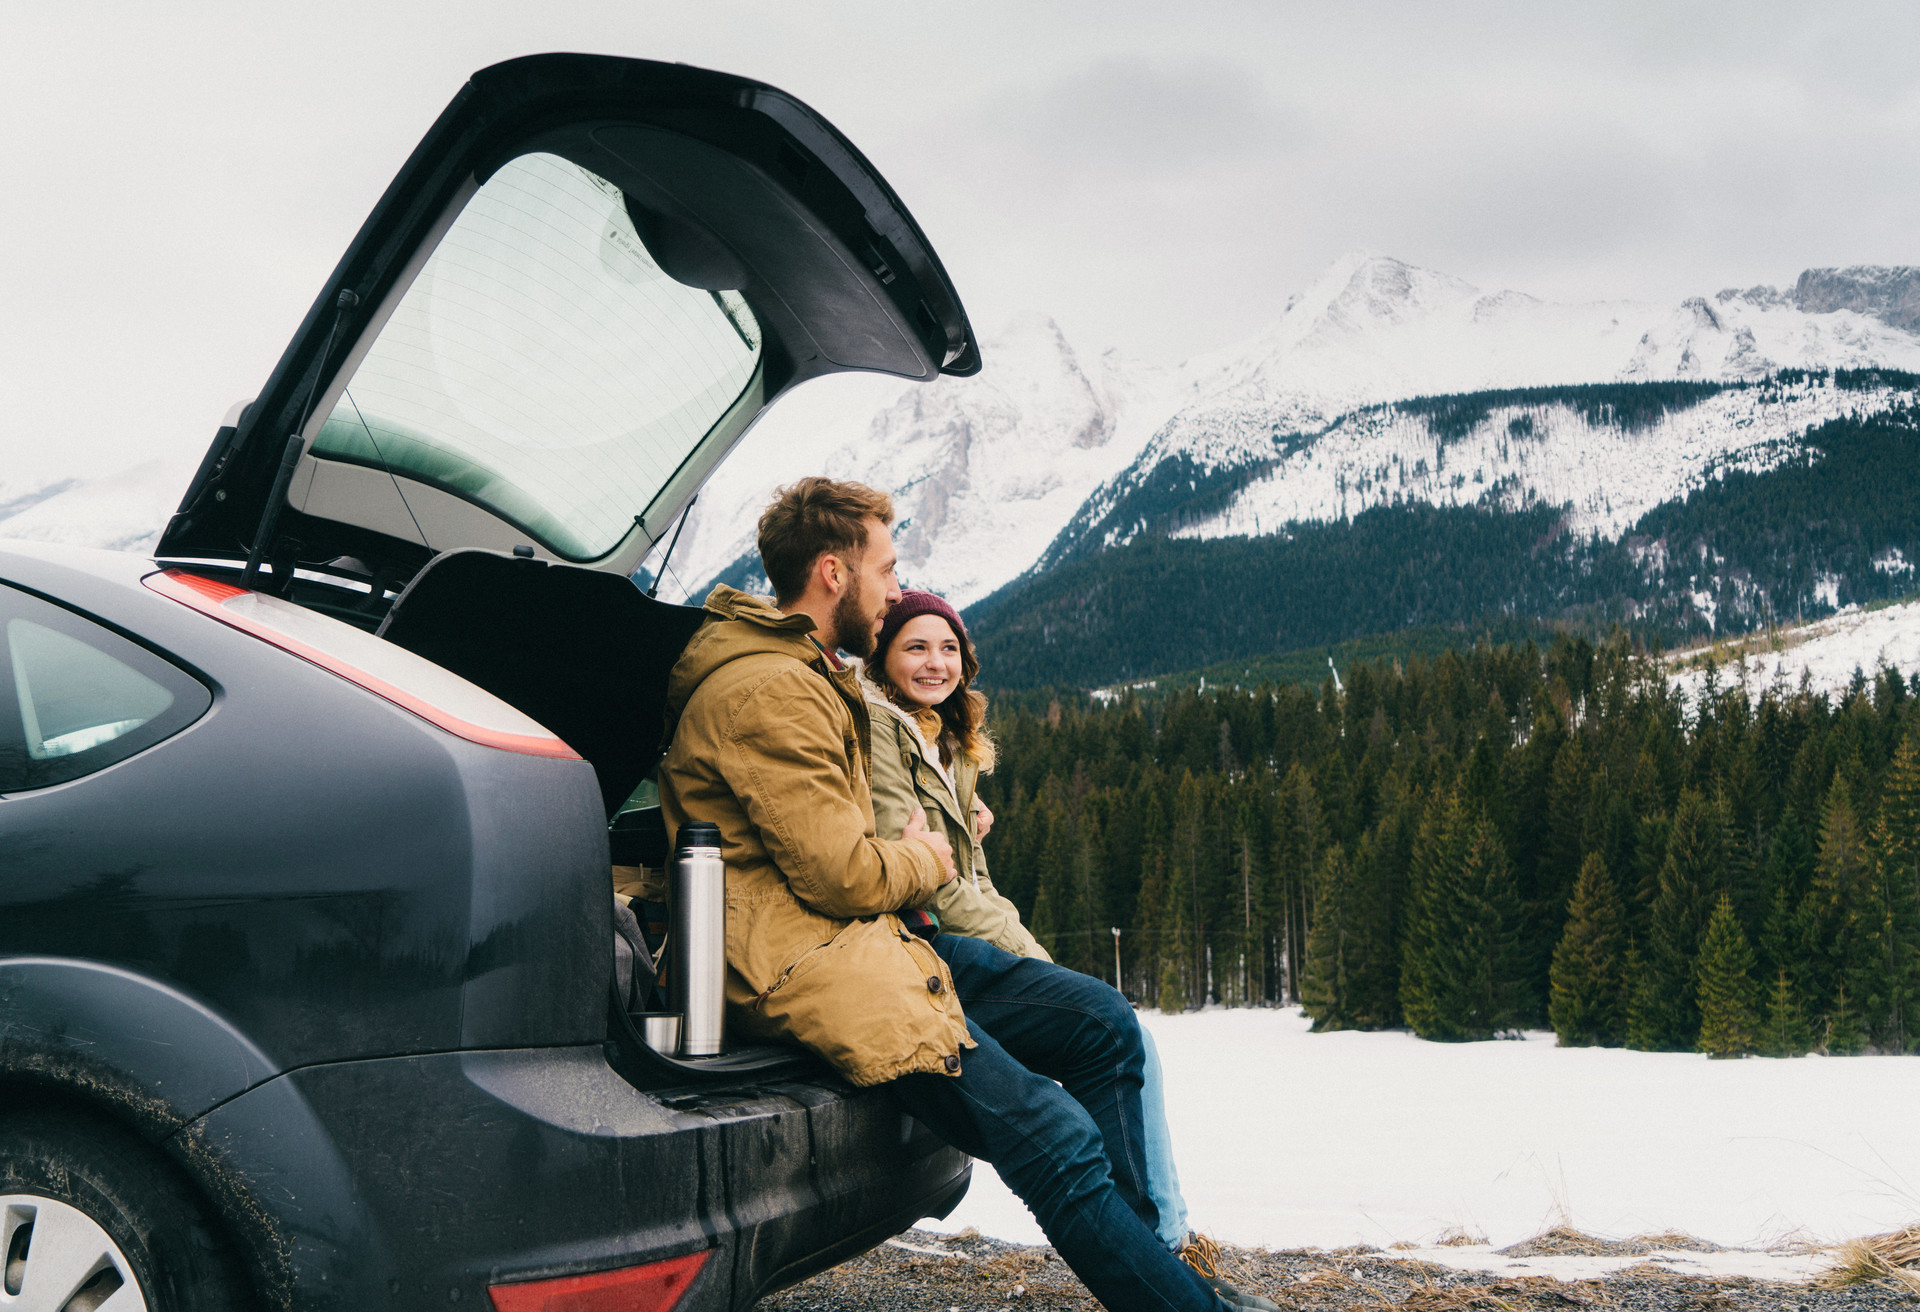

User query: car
[0,52,980,1312]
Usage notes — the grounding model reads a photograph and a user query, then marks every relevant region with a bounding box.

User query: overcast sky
[4,1,1918,482]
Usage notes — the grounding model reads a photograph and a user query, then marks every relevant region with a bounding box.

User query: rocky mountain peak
[1790,265,1920,333]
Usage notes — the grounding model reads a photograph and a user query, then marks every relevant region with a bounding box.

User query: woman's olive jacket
[656,586,970,1087]
[862,681,1050,962]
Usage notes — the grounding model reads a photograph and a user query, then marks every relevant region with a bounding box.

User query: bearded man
[655,476,1255,1312]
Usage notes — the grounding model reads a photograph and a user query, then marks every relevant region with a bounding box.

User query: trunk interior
[284,548,823,1085]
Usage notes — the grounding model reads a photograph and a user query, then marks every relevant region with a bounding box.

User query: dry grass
[1496,1226,1640,1258]
[1817,1224,1920,1296]
[1433,1226,1490,1248]
[1396,1278,1514,1310]
[1484,1276,1608,1307]
[1627,1229,1725,1254]
[1616,1261,1677,1279]
[1274,1264,1400,1309]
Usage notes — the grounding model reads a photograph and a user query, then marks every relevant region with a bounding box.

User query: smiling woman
[309,151,765,562]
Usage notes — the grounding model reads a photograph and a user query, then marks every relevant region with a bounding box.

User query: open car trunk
[377,549,703,820]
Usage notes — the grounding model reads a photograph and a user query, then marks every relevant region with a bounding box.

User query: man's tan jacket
[657,586,972,1086]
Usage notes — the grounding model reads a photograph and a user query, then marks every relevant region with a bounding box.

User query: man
[657,477,1259,1312]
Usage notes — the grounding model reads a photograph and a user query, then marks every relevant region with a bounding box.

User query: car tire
[0,1104,254,1312]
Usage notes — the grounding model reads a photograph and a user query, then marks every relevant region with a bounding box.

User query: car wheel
[0,1106,253,1312]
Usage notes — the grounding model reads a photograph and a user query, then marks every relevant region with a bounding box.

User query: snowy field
[927,1008,1919,1281]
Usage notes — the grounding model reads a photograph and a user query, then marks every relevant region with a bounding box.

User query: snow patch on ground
[927,1008,1919,1285]
[1394,1241,1824,1284]
[1670,596,1920,705]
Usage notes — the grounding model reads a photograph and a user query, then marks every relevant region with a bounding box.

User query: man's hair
[757,477,895,604]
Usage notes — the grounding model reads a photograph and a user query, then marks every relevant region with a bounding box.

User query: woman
[863,590,1217,1279]
[863,591,1040,958]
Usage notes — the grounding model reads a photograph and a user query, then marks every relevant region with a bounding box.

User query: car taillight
[144,569,580,760]
[487,1251,709,1312]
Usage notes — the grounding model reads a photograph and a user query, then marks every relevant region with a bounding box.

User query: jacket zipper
[749,936,836,1012]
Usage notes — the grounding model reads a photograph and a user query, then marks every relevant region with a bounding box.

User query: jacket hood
[665,585,823,721]
[861,675,962,801]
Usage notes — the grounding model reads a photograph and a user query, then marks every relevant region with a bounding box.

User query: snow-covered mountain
[1040,254,1920,568]
[1052,373,1908,565]
[9,254,1920,614]
[676,252,1920,605]
[660,312,1203,606]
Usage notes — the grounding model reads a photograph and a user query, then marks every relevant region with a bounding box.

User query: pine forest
[975,637,1920,1057]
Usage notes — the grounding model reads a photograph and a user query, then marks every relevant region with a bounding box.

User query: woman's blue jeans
[888,934,1224,1312]
[1141,1025,1191,1250]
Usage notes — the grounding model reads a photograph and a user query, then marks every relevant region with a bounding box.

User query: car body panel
[0,543,609,1071]
[180,1047,968,1310]
[0,958,277,1138]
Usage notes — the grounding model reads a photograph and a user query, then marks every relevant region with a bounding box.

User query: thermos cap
[675,820,722,853]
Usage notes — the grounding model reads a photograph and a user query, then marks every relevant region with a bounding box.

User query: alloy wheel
[0,1195,147,1312]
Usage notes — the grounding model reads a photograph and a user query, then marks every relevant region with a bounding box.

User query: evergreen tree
[1157,956,1188,1015]
[1717,741,1768,934]
[1804,787,1874,1042]
[1625,937,1660,1051]
[1301,844,1358,1030]
[1401,805,1525,1041]
[1632,789,1723,1051]
[1549,854,1627,1046]
[1351,819,1408,1026]
[1027,777,1069,960]
[1270,764,1323,1004]
[1696,893,1760,1058]
[1399,789,1466,1031]
[1164,772,1208,1008]
[1131,785,1171,1004]
[1062,800,1106,979]
[1758,810,1814,976]
[1759,967,1812,1057]
[1542,736,1592,905]
[1824,982,1866,1055]
[1866,735,1920,1052]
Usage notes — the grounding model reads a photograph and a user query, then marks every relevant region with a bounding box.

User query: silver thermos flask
[669,821,726,1057]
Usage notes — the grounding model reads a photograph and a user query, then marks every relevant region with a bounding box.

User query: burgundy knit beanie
[874,589,967,664]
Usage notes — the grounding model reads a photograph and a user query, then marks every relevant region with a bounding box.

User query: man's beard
[832,579,877,659]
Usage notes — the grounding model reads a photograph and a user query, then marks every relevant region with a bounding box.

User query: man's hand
[973,800,994,840]
[904,807,957,884]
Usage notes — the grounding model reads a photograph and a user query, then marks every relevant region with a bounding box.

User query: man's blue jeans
[888,934,1224,1312]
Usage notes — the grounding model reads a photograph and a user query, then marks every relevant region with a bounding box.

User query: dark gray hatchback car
[0,53,978,1312]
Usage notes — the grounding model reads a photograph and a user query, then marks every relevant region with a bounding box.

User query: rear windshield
[312,152,762,560]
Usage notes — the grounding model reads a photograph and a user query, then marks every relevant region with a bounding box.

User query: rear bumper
[177,1045,970,1311]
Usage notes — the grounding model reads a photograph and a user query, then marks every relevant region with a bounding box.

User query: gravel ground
[757,1229,1919,1311]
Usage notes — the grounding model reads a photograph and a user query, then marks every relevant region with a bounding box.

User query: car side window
[0,584,213,792]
